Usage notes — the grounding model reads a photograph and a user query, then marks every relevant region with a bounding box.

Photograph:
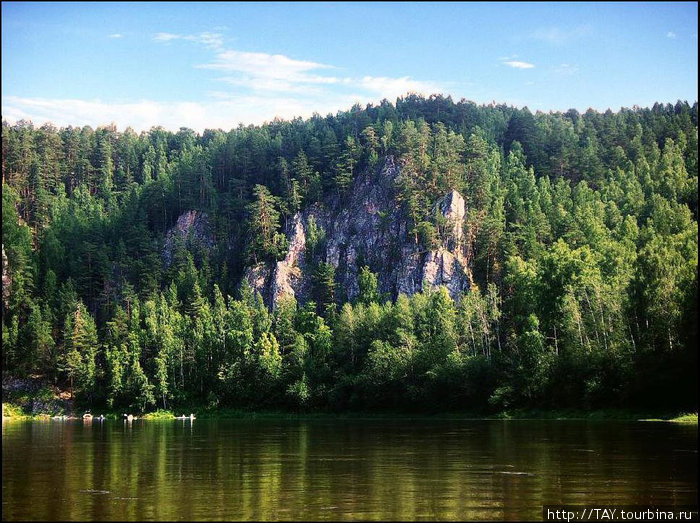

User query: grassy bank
[638,412,698,424]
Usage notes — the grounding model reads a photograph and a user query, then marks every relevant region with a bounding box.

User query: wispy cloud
[198,49,334,81]
[530,25,591,44]
[2,72,443,132]
[0,95,283,132]
[201,48,441,98]
[2,30,446,132]
[503,60,535,69]
[2,93,393,133]
[153,31,224,49]
[108,33,123,39]
[153,32,180,42]
[666,31,677,39]
[163,30,443,98]
[190,36,443,110]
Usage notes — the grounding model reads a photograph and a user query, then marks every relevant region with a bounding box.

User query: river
[2,417,697,520]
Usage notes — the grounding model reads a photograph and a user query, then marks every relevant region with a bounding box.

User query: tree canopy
[2,95,697,413]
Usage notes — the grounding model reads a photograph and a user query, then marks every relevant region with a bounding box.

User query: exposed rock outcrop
[243,157,472,308]
[163,210,215,267]
[2,377,74,416]
[2,244,10,312]
[438,190,466,252]
[270,214,310,304]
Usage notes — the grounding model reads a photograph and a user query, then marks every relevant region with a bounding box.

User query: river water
[2,417,697,520]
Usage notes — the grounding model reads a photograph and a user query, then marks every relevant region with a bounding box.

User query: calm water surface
[2,418,697,521]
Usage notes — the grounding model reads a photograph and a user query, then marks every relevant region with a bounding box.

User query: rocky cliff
[244,157,472,308]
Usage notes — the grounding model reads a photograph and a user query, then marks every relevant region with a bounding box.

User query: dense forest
[2,94,697,413]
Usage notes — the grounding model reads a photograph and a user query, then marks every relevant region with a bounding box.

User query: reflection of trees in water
[2,420,697,520]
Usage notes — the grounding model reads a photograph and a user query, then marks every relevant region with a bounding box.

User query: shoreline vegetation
[2,374,697,424]
[2,400,696,424]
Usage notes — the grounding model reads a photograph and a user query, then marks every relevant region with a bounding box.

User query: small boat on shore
[83,413,93,421]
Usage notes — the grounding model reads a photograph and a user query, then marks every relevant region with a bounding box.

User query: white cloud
[153,31,224,50]
[198,49,333,80]
[152,29,444,100]
[198,46,442,100]
[2,91,420,133]
[503,60,535,69]
[357,76,443,97]
[217,76,317,94]
[3,96,167,132]
[153,32,181,42]
[2,31,447,132]
[666,31,677,39]
[108,33,123,39]
[184,32,224,50]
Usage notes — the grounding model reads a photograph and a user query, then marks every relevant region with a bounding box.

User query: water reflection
[2,418,697,521]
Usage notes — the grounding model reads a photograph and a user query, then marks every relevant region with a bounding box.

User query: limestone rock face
[421,249,470,297]
[270,214,311,305]
[163,210,215,267]
[438,190,466,253]
[243,156,472,308]
[243,262,272,297]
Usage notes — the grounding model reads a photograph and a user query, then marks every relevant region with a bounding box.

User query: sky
[1,1,698,132]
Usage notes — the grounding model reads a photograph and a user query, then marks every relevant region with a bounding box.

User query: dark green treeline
[2,95,697,412]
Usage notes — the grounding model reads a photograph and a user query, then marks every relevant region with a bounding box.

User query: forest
[2,94,697,413]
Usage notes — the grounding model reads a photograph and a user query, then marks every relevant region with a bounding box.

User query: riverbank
[3,401,696,424]
[2,376,74,419]
[3,375,696,424]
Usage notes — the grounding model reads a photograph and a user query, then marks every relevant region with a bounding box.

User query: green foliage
[245,184,287,263]
[357,266,380,305]
[1,97,697,414]
[311,262,336,315]
[305,215,325,261]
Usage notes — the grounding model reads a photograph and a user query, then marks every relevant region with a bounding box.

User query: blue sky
[2,1,697,132]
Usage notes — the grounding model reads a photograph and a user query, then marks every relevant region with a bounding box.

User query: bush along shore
[3,377,696,424]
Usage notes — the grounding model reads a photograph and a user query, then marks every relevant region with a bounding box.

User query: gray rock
[243,262,272,299]
[270,214,310,307]
[163,210,215,267]
[244,156,472,308]
[2,244,9,310]
[436,190,466,253]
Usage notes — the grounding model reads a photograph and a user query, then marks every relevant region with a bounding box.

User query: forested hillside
[2,95,697,413]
